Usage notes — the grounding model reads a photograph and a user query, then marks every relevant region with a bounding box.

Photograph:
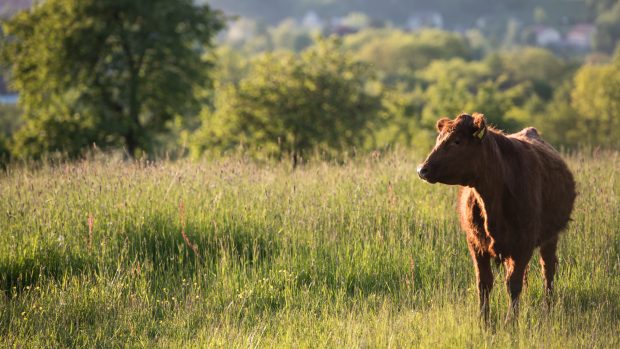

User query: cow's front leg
[468,242,493,323]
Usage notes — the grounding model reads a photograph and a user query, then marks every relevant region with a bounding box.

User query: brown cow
[417,113,576,322]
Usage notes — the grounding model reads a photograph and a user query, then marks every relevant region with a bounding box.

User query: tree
[419,59,520,132]
[538,81,582,148]
[191,39,383,164]
[0,0,224,158]
[593,1,620,53]
[486,47,568,102]
[371,85,430,151]
[269,18,313,52]
[422,77,518,132]
[344,29,473,81]
[571,57,620,147]
[0,104,21,163]
[492,48,566,87]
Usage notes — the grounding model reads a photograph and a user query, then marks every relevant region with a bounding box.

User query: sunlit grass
[0,150,618,347]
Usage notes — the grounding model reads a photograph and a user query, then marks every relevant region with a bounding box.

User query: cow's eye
[452,139,461,146]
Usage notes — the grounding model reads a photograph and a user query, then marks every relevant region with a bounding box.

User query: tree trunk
[120,30,142,159]
[291,151,298,170]
[124,130,138,158]
[125,67,141,158]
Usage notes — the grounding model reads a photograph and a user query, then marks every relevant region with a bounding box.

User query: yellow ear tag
[474,128,485,139]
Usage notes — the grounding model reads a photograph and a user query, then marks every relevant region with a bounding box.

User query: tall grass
[0,150,618,347]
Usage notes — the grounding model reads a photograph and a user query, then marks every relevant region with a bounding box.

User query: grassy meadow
[0,150,619,347]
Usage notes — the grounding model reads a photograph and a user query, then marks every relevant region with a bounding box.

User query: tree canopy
[570,56,620,147]
[191,39,382,162]
[0,0,224,158]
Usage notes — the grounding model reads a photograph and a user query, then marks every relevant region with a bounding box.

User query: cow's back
[510,128,576,243]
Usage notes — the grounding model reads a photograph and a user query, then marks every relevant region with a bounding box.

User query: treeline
[197,30,620,159]
[0,0,619,163]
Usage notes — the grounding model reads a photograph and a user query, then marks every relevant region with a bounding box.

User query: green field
[1,151,619,347]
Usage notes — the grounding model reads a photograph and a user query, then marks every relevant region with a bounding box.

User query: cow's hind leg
[468,243,493,323]
[504,252,532,323]
[539,237,559,306]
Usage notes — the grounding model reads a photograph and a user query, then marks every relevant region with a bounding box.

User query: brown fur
[417,113,576,321]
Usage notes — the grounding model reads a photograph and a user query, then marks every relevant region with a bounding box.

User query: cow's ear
[436,117,451,133]
[472,113,486,140]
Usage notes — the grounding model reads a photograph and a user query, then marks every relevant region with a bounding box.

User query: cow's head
[417,113,487,186]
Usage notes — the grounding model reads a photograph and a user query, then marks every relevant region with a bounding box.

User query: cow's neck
[471,131,507,217]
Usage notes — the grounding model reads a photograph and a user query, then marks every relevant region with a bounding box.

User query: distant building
[405,11,443,31]
[529,25,562,46]
[565,24,595,50]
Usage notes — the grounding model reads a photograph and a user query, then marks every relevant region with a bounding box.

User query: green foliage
[344,29,473,79]
[418,58,492,85]
[492,47,568,89]
[211,46,252,87]
[418,59,523,131]
[0,104,20,163]
[0,0,224,158]
[1,7,617,162]
[536,53,620,149]
[593,1,620,53]
[340,12,372,29]
[11,101,100,159]
[224,17,317,54]
[0,134,8,164]
[1,152,619,346]
[269,18,314,52]
[422,78,518,131]
[371,86,431,150]
[192,39,382,160]
[538,81,583,147]
[570,56,620,147]
[406,48,572,138]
